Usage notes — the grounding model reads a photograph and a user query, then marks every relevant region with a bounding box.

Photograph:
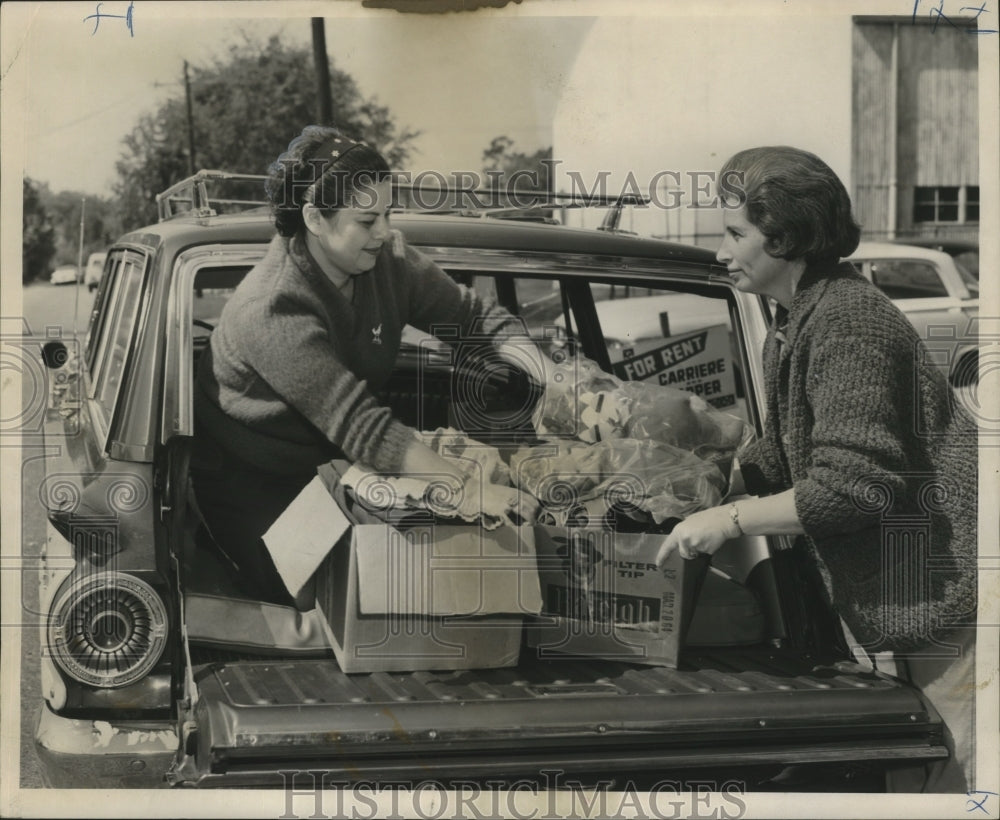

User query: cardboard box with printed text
[526,525,709,668]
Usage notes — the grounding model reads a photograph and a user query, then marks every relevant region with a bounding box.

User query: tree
[42,188,121,266]
[22,178,56,284]
[482,136,553,193]
[113,36,421,230]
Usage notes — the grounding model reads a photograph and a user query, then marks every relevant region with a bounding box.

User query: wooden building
[852,18,980,241]
[551,13,983,248]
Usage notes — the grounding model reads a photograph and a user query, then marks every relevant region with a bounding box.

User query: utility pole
[312,18,333,125]
[184,60,196,175]
[74,198,85,331]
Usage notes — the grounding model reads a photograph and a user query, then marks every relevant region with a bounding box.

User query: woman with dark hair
[657,146,978,791]
[192,125,543,608]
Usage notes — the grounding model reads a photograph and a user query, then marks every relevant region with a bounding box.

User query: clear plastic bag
[533,351,751,453]
[531,351,754,489]
[510,436,726,524]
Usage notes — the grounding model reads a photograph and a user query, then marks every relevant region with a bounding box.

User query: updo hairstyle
[265,125,392,237]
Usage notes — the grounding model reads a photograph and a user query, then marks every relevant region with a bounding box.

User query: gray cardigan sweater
[194,230,519,477]
[738,261,977,652]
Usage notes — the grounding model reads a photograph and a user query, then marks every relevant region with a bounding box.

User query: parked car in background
[848,241,980,388]
[49,264,80,286]
[84,251,108,292]
[890,236,979,280]
[31,172,954,790]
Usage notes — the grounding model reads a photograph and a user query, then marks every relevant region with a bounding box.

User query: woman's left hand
[496,338,559,387]
[655,506,737,568]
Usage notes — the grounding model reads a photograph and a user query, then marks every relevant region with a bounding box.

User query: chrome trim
[35,705,177,756]
[893,297,977,312]
[417,245,724,279]
[85,396,110,454]
[47,572,169,689]
[88,249,147,398]
[89,250,153,457]
[107,441,155,461]
[169,741,948,788]
[40,520,78,711]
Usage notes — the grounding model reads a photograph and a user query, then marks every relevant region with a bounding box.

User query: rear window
[88,250,148,426]
[466,273,749,423]
[191,265,252,356]
[868,259,949,299]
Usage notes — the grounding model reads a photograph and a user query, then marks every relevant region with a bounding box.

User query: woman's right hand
[437,478,539,527]
[402,438,539,526]
[477,482,540,527]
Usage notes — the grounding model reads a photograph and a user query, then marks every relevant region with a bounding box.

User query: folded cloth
[341,465,516,530]
[414,427,511,485]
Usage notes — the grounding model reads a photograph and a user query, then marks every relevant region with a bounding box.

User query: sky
[9,3,594,197]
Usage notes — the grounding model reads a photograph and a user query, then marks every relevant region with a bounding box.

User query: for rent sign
[611,324,738,408]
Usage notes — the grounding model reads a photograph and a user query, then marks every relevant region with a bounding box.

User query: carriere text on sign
[611,324,738,408]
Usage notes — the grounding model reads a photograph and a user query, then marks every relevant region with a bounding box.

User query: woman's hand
[477,482,541,527]
[656,489,806,568]
[431,476,540,527]
[495,338,559,387]
[655,505,739,568]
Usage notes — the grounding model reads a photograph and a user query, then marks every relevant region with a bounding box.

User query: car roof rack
[156,170,269,222]
[156,171,651,231]
[391,186,650,230]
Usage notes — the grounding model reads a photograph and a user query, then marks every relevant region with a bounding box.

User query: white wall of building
[552,14,854,247]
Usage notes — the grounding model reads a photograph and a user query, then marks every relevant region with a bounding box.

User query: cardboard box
[264,465,707,673]
[526,525,709,668]
[316,521,542,673]
[263,464,543,674]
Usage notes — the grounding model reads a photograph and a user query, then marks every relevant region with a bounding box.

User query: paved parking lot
[12,283,95,789]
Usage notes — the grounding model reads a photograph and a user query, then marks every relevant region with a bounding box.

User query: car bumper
[33,704,176,788]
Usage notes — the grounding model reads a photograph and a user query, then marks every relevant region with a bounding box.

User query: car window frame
[162,244,268,443]
[435,262,768,436]
[85,247,151,455]
[162,242,771,444]
[579,274,760,423]
[84,251,124,372]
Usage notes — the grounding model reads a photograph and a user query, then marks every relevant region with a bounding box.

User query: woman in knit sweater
[192,126,543,608]
[656,146,978,791]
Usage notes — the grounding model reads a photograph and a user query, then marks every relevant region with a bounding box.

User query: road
[11,282,96,790]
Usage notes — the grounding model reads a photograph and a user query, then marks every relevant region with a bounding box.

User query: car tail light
[47,572,169,688]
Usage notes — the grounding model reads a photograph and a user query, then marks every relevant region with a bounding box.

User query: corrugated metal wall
[852,20,978,240]
[852,23,895,239]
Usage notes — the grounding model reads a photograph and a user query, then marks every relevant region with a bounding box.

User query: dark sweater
[738,261,978,652]
[194,230,519,477]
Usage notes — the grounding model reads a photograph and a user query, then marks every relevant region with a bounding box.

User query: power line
[35,88,152,134]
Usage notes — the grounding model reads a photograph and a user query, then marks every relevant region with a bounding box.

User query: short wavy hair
[719,146,861,265]
[265,125,392,237]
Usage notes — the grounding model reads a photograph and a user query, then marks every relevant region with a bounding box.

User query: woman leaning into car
[192,125,543,609]
[657,146,978,792]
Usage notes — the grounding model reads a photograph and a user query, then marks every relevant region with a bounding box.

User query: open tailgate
[167,649,946,787]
